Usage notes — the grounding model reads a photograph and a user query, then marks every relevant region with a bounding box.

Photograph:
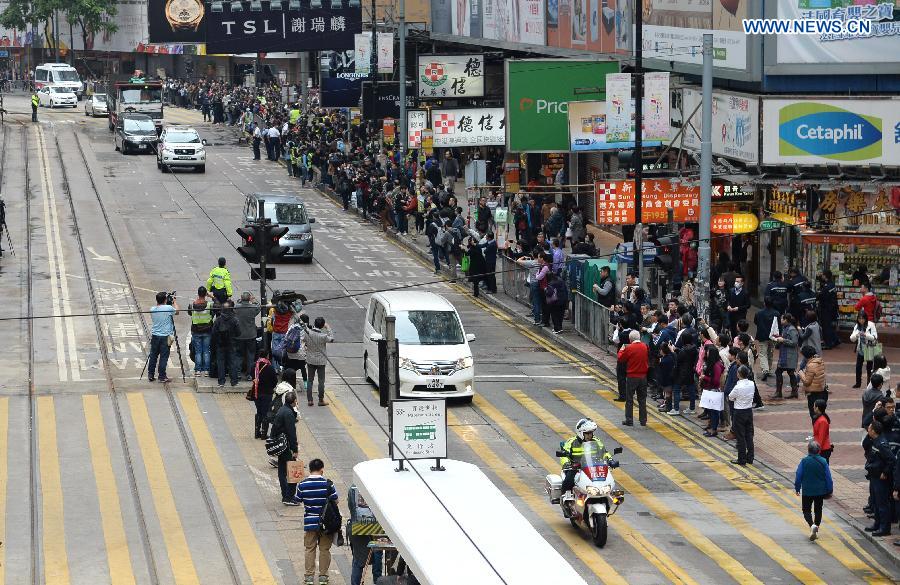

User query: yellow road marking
[473,394,698,585]
[178,393,277,585]
[38,396,70,585]
[508,390,763,583]
[606,391,892,584]
[325,391,384,459]
[127,393,200,585]
[0,397,6,584]
[83,395,136,585]
[555,390,826,585]
[446,411,629,585]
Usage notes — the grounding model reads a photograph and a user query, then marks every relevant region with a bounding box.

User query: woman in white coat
[850,312,878,389]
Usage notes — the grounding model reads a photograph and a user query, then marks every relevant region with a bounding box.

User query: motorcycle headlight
[586,486,601,496]
[399,357,417,371]
[597,484,612,496]
[454,355,474,370]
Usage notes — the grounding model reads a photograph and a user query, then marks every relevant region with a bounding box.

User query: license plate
[176,156,193,159]
[138,144,147,149]
[426,378,444,389]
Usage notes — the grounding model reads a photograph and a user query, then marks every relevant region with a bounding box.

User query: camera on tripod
[272,289,307,312]
[165,291,177,305]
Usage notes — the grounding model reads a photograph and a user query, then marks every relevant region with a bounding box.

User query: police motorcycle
[546,428,624,547]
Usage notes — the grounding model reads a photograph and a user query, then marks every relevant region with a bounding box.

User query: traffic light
[236,225,263,263]
[264,224,290,263]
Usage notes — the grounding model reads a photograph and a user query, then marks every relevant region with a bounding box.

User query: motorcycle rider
[559,419,616,493]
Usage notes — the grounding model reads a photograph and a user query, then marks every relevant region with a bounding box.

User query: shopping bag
[286,459,306,483]
[769,317,780,341]
[461,254,471,274]
[863,342,883,362]
[699,389,724,411]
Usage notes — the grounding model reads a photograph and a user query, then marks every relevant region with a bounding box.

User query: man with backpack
[211,300,241,387]
[294,458,340,585]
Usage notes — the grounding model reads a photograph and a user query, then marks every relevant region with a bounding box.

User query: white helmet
[575,418,598,441]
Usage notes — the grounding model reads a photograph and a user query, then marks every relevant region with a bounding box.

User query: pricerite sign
[763,99,900,166]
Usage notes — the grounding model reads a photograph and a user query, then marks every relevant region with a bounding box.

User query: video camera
[165,291,177,305]
[272,289,307,312]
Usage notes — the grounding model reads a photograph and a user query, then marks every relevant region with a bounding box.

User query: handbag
[699,389,724,411]
[265,432,289,457]
[863,342,883,362]
[461,253,471,273]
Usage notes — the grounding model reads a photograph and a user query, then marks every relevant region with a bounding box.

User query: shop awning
[801,232,900,245]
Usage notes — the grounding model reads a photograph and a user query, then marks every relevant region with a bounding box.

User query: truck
[107,78,164,134]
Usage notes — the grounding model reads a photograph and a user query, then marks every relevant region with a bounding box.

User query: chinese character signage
[594,180,702,224]
[809,184,900,232]
[205,3,362,54]
[710,213,760,234]
[567,100,663,151]
[417,54,485,99]
[678,88,759,164]
[407,110,427,149]
[432,108,506,147]
[765,185,808,226]
[391,399,448,461]
[762,98,900,167]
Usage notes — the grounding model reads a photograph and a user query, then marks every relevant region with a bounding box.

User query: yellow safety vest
[190,300,213,327]
[32,94,38,107]
[207,267,232,296]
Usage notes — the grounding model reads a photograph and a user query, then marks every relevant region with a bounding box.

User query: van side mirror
[465,333,476,342]
[613,447,623,455]
[369,333,384,342]
[309,217,316,223]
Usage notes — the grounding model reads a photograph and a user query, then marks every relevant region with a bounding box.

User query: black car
[114,114,158,155]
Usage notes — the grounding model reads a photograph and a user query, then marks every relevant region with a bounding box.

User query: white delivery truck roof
[353,458,589,585]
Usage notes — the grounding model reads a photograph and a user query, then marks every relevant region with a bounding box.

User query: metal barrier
[498,254,531,309]
[572,291,613,354]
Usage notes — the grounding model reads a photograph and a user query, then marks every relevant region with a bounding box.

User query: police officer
[31,90,39,122]
[795,283,818,325]
[559,419,616,493]
[764,271,789,315]
[206,257,233,304]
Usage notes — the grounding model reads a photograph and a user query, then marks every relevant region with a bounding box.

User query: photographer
[147,291,180,383]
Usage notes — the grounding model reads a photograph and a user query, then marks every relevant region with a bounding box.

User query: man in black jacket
[726,276,751,337]
[271,391,300,505]
[669,331,699,415]
[764,271,789,315]
[211,301,241,388]
[754,299,780,381]
[866,420,896,536]
[817,271,840,349]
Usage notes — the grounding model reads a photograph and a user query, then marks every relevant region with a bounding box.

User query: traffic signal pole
[695,34,713,322]
[257,200,269,349]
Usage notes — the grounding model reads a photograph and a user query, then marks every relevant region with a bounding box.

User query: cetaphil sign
[763,99,900,166]
[506,59,620,152]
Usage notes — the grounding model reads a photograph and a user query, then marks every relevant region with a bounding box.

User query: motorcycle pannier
[545,474,562,504]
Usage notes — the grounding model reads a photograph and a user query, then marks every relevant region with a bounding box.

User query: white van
[363,291,475,401]
[34,63,83,98]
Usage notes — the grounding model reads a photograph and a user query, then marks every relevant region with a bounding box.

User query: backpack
[545,281,559,305]
[318,479,342,534]
[272,335,288,362]
[284,323,304,354]
[873,298,883,322]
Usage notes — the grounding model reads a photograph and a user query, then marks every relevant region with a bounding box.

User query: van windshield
[121,88,162,104]
[53,70,80,82]
[394,310,465,345]
[265,202,308,224]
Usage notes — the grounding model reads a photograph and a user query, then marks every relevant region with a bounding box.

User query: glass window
[265,202,308,224]
[123,118,156,133]
[120,88,162,104]
[36,70,48,82]
[373,303,385,332]
[165,131,200,144]
[93,94,107,103]
[52,70,80,82]
[394,311,464,345]
[50,87,72,94]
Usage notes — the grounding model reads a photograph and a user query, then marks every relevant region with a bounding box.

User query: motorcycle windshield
[581,442,609,482]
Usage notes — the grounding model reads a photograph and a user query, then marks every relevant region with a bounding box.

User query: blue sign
[0,51,9,57]
[778,102,882,161]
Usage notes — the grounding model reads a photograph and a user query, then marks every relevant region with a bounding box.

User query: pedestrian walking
[865,420,895,537]
[268,298,295,372]
[212,300,241,387]
[305,318,334,407]
[754,299,780,382]
[234,292,260,381]
[798,346,827,420]
[206,257,233,304]
[794,440,833,541]
[294,458,339,585]
[270,391,300,505]
[284,313,310,389]
[817,271,840,349]
[146,291,178,383]
[618,330,649,426]
[188,286,214,376]
[251,350,277,439]
[812,399,832,462]
[770,313,800,400]
[729,365,755,466]
[850,312,879,388]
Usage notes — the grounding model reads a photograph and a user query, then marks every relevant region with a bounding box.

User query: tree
[65,0,118,56]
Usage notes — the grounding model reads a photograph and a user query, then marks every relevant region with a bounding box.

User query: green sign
[506,59,619,153]
[760,219,784,231]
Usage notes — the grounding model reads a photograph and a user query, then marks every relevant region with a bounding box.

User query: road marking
[504,390,761,583]
[86,246,116,262]
[554,390,825,585]
[127,393,200,585]
[178,393,278,585]
[37,126,80,381]
[474,394,698,585]
[446,411,629,585]
[83,394,136,585]
[325,391,384,459]
[38,396,70,585]
[0,397,6,584]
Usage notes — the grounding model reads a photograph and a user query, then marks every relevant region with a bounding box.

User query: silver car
[243,193,315,262]
[84,93,108,117]
[157,126,206,173]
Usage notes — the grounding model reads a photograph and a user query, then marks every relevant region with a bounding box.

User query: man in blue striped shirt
[294,458,339,585]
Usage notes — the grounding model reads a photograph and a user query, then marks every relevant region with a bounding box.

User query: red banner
[594,180,702,225]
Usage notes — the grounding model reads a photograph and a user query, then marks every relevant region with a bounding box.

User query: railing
[498,254,531,309]
[572,291,613,354]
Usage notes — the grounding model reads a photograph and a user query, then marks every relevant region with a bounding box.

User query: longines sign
[205,3,361,53]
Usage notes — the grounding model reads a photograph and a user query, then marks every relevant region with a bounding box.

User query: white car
[157,126,206,173]
[39,86,77,108]
[363,291,475,401]
[84,93,108,117]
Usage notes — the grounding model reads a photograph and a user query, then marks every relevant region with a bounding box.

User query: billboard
[205,3,362,53]
[567,100,665,151]
[762,99,900,166]
[408,110,428,148]
[677,88,759,164]
[148,0,204,44]
[451,0,484,36]
[506,59,619,152]
[321,77,362,107]
[482,0,546,44]
[546,0,618,52]
[417,55,485,99]
[431,0,454,33]
[432,108,506,146]
[641,0,748,71]
[595,179,702,224]
[775,0,900,65]
[362,82,417,120]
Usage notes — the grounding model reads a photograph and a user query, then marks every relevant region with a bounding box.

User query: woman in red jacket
[812,399,832,461]
[700,347,725,437]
